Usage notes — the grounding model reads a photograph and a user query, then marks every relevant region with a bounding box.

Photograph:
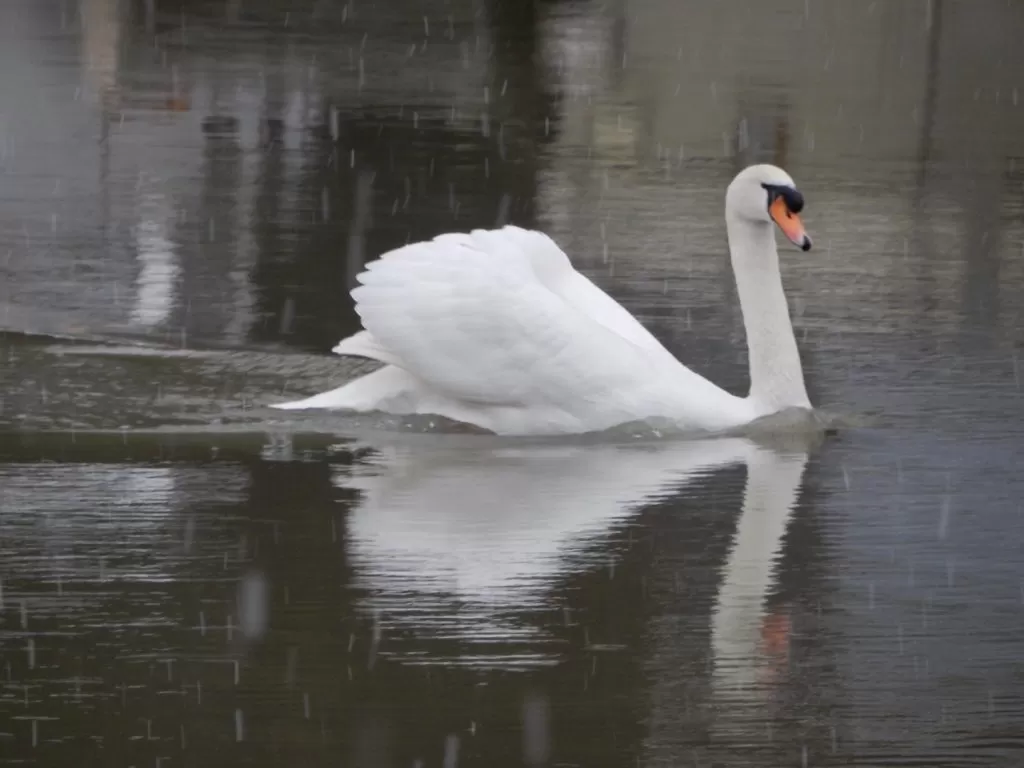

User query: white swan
[272,164,814,435]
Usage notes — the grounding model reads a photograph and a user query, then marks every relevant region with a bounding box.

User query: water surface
[2,0,1024,765]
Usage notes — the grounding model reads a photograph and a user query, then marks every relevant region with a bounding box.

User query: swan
[272,164,814,435]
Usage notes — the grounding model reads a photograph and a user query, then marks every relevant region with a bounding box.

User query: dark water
[3,0,1024,765]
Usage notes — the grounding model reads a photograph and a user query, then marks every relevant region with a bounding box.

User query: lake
[1,0,1023,765]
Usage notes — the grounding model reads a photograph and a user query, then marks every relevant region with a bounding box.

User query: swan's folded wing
[352,232,672,415]
[484,226,679,365]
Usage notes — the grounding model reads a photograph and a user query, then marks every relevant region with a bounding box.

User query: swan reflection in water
[331,430,813,690]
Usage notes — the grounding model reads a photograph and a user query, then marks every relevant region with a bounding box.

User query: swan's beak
[770,196,812,251]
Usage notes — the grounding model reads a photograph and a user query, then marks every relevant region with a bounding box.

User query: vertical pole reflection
[914,0,943,200]
[908,0,943,319]
[487,0,545,226]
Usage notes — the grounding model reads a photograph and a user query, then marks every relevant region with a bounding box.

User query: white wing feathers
[331,330,404,367]
[353,229,668,412]
[276,226,746,434]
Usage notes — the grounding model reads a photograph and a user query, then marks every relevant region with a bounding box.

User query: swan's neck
[726,216,810,413]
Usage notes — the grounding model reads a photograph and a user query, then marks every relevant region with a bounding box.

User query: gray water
[2,0,1024,765]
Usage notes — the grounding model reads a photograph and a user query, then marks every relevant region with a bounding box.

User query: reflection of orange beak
[756,609,791,686]
[760,610,791,657]
[770,196,812,251]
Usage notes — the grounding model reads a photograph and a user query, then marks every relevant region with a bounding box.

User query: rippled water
[2,0,1024,765]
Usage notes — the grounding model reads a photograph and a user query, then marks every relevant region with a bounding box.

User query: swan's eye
[762,183,804,214]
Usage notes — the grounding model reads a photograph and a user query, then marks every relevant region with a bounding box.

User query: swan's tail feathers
[331,329,403,367]
[270,365,424,412]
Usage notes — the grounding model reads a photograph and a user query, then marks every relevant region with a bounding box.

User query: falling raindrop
[522,693,550,766]
[494,194,510,227]
[367,613,381,670]
[442,734,459,768]
[938,495,951,539]
[329,106,341,142]
[279,296,296,335]
[238,570,269,640]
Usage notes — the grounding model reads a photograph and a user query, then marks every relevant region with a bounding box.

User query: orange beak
[770,196,812,251]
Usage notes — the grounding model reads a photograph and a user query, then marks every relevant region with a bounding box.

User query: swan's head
[726,164,812,252]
